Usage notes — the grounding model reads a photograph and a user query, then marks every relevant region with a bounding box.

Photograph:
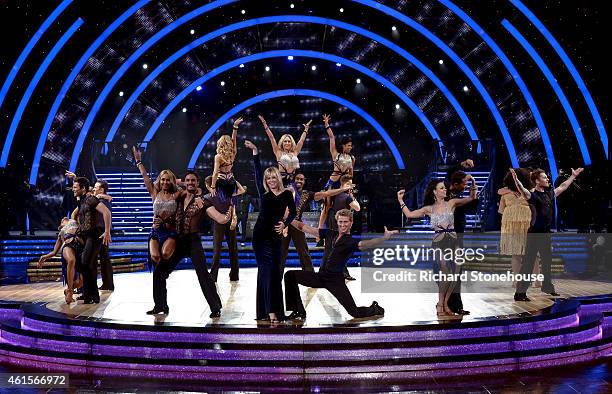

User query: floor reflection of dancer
[513,167,583,301]
[148,171,230,316]
[71,177,112,304]
[258,115,310,203]
[318,114,355,233]
[38,217,83,304]
[284,209,395,320]
[398,178,476,316]
[245,140,296,323]
[498,168,539,287]
[133,147,181,267]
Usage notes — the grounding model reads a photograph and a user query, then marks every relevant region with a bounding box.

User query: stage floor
[1,268,611,328]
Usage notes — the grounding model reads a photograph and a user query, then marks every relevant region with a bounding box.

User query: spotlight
[241,9,245,14]
[290,3,294,8]
[119,91,124,97]
[239,63,244,68]
[392,26,397,31]
[265,66,270,71]
[182,107,187,113]
[395,104,400,109]
[190,29,195,35]
[311,65,317,71]
[336,62,341,67]
[196,86,202,91]
[339,8,344,13]
[463,85,469,92]
[142,63,148,69]
[356,78,361,84]
[220,81,225,86]
[439,59,444,65]
[287,55,294,60]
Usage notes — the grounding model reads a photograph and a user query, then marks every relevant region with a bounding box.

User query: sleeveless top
[59,219,79,244]
[153,194,177,221]
[332,153,353,176]
[430,203,455,234]
[278,153,300,173]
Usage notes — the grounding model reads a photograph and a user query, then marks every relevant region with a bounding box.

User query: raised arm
[358,226,398,250]
[397,189,431,219]
[510,168,531,200]
[245,140,264,199]
[554,168,583,197]
[231,116,242,150]
[449,175,477,208]
[132,146,155,198]
[259,115,279,157]
[290,219,320,237]
[295,119,312,154]
[323,114,338,158]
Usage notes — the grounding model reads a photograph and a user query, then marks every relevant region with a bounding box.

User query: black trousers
[98,244,114,289]
[152,234,222,311]
[80,235,102,301]
[284,270,377,318]
[280,225,314,273]
[447,234,464,313]
[210,222,239,281]
[517,232,554,293]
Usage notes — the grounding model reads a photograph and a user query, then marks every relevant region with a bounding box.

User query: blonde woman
[133,147,184,265]
[258,114,311,204]
[245,139,296,323]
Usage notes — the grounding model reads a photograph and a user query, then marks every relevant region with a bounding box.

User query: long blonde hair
[216,134,236,164]
[154,169,178,193]
[277,134,296,153]
[263,166,285,193]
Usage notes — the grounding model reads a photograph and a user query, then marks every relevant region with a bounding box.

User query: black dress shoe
[83,298,100,304]
[98,286,114,291]
[146,306,169,315]
[287,311,306,320]
[456,309,471,315]
[514,293,531,302]
[209,309,221,318]
[371,301,385,316]
[544,291,560,296]
[344,275,356,281]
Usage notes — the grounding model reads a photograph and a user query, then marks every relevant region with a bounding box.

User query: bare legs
[149,238,176,265]
[62,247,82,304]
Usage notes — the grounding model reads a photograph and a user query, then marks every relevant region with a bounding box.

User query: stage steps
[0,295,611,381]
[26,256,144,282]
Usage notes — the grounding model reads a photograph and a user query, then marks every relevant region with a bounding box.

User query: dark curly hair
[423,179,446,206]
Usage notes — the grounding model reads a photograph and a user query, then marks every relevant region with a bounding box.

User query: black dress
[252,154,296,319]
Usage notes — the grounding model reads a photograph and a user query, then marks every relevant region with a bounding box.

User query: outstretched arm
[245,140,264,199]
[323,114,338,158]
[397,189,431,219]
[295,119,311,154]
[38,237,62,267]
[358,226,398,250]
[510,168,531,200]
[313,183,353,201]
[291,219,320,237]
[132,146,155,198]
[259,115,279,157]
[554,168,583,197]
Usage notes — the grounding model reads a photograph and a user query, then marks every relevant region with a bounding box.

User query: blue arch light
[28,0,150,185]
[503,20,591,165]
[510,0,607,158]
[69,14,477,172]
[438,0,557,181]
[0,0,73,115]
[0,18,83,167]
[68,0,237,172]
[187,89,405,169]
[110,50,440,145]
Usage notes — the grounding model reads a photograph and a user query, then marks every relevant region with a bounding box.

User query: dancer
[280,173,352,272]
[513,167,583,301]
[446,168,478,315]
[258,115,311,203]
[148,171,230,316]
[205,175,246,282]
[133,147,182,266]
[318,114,355,232]
[498,168,539,287]
[397,178,477,316]
[92,179,114,291]
[38,217,83,304]
[284,209,396,320]
[245,140,296,323]
[71,177,112,304]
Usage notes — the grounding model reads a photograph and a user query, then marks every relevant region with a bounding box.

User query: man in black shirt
[284,209,397,320]
[93,179,114,291]
[513,167,583,301]
[148,171,230,318]
[72,177,112,304]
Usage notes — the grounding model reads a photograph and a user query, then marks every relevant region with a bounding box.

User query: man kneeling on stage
[284,209,397,320]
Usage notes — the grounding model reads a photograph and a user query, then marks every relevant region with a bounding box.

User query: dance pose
[71,177,112,304]
[397,178,477,316]
[38,217,83,304]
[284,209,395,320]
[133,147,183,266]
[498,168,539,287]
[245,140,296,323]
[318,114,355,231]
[92,179,114,291]
[148,171,230,316]
[512,167,583,301]
[258,114,311,204]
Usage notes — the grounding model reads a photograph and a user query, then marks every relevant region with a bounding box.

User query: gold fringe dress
[499,193,531,255]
